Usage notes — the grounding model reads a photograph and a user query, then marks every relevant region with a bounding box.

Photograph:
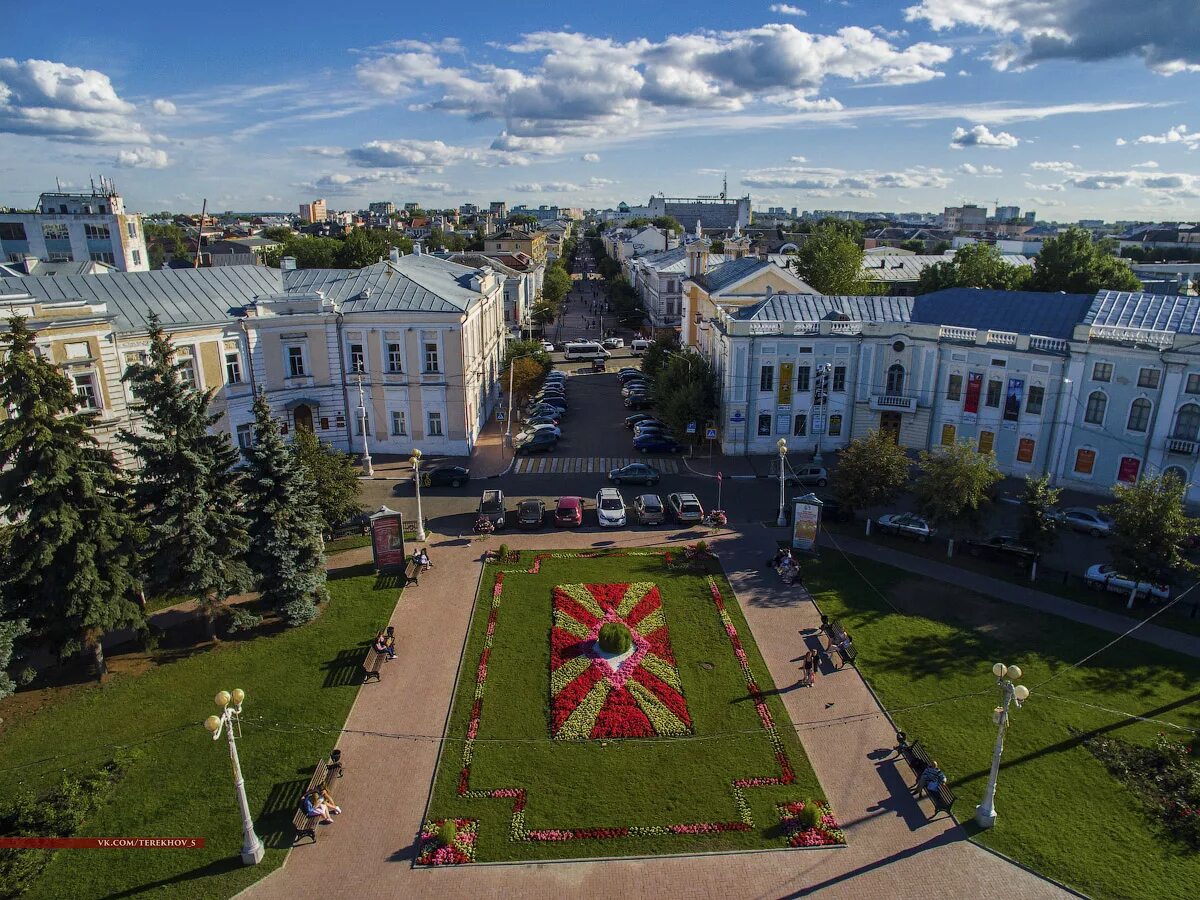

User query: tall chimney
[389,246,401,264]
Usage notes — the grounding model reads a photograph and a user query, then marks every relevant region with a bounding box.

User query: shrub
[497,543,510,561]
[1086,733,1200,847]
[227,607,265,634]
[694,539,709,555]
[598,622,632,654]
[437,820,458,847]
[796,800,822,829]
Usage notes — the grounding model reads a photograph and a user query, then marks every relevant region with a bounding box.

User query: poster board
[792,494,823,553]
[369,506,407,572]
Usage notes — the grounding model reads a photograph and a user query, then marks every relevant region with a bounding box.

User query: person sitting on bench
[384,626,396,660]
[302,791,334,825]
[373,630,388,655]
[415,548,432,571]
[919,761,946,795]
[318,786,342,815]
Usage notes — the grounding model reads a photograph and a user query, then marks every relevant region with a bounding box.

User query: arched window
[1127,398,1152,433]
[1174,403,1200,441]
[1084,391,1107,425]
[886,363,905,396]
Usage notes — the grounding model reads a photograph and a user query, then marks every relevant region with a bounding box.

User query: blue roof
[737,294,914,323]
[1084,290,1200,335]
[911,288,1094,340]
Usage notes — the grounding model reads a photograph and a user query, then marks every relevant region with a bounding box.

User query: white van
[564,341,609,360]
[630,339,652,356]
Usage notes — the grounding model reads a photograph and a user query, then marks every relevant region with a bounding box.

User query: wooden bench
[895,733,957,816]
[821,618,858,666]
[362,646,385,683]
[292,755,343,844]
[404,558,421,586]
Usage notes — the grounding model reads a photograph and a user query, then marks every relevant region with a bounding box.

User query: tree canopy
[291,428,362,535]
[1028,226,1142,294]
[1102,472,1198,589]
[652,351,718,447]
[791,222,873,295]
[913,439,1002,535]
[1017,474,1061,556]
[916,242,1032,293]
[832,430,911,516]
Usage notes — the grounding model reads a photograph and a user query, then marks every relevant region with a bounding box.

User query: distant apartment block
[943,204,988,233]
[994,205,1021,222]
[299,199,327,223]
[368,201,396,217]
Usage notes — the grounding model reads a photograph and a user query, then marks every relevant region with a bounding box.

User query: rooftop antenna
[193,198,207,269]
[56,176,61,192]
[722,172,727,201]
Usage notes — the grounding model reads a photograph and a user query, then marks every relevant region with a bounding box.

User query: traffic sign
[705,427,718,440]
[716,471,723,482]
[496,410,506,422]
[686,421,697,434]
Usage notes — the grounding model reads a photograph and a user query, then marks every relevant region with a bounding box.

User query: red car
[554,496,583,527]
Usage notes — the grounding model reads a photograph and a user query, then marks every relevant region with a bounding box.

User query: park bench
[404,557,421,586]
[292,753,344,844]
[895,732,956,816]
[362,646,386,683]
[821,617,858,666]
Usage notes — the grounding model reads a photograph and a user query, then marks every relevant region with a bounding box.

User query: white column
[1148,364,1184,475]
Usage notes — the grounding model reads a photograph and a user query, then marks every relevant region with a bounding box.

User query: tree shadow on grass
[322,643,372,688]
[329,562,375,582]
[106,857,246,898]
[869,629,989,680]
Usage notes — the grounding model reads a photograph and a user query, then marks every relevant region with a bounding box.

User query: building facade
[484,228,547,265]
[0,187,149,272]
[299,199,328,223]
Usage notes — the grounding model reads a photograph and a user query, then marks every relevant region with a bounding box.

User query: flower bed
[415,818,479,866]
[776,800,846,848]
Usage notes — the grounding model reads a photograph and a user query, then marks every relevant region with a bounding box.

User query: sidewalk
[823,531,1200,659]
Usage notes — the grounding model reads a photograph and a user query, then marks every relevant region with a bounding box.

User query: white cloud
[298,171,451,195]
[1134,123,1200,149]
[1024,161,1200,196]
[510,181,583,193]
[769,3,807,15]
[581,152,600,162]
[741,163,952,191]
[152,98,177,115]
[1115,137,1127,146]
[950,124,1020,149]
[347,138,475,168]
[1131,161,1159,169]
[904,0,1200,75]
[958,162,1003,176]
[1031,160,1078,171]
[114,147,170,168]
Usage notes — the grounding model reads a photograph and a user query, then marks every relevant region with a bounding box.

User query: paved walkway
[244,525,1070,900]
[824,531,1200,659]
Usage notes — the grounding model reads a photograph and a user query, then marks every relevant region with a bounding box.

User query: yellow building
[484,228,547,265]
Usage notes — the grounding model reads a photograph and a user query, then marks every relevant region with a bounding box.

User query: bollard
[947,538,955,558]
[1029,559,1038,582]
[865,518,872,536]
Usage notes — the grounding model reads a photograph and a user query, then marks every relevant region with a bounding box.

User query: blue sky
[2,0,1197,220]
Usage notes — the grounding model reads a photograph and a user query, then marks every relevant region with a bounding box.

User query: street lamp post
[814,362,831,465]
[976,662,1031,828]
[355,368,373,477]
[409,448,427,542]
[203,689,264,866]
[776,437,789,527]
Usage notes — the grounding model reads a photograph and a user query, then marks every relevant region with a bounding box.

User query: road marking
[510,457,681,475]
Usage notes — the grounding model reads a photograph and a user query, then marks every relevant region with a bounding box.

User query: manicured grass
[324,533,372,554]
[2,565,397,899]
[806,553,1200,900]
[424,550,825,861]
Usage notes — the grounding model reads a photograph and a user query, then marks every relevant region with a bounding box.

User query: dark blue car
[633,434,683,454]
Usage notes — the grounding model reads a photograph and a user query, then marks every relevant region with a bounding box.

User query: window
[940,423,956,446]
[349,342,365,373]
[42,223,69,241]
[1084,391,1107,425]
[225,352,242,384]
[1127,398,1152,432]
[387,342,403,373]
[1187,374,1200,395]
[236,423,253,450]
[424,341,439,373]
[0,222,27,241]
[793,413,807,436]
[73,373,98,409]
[1138,368,1161,389]
[885,364,905,396]
[428,411,444,436]
[1026,385,1045,416]
[127,221,138,239]
[131,249,141,266]
[985,379,1002,408]
[756,413,772,436]
[1174,404,1200,441]
[978,430,995,454]
[391,411,407,435]
[84,224,111,240]
[287,346,306,378]
[796,365,810,392]
[828,414,843,436]
[177,354,196,387]
[1074,448,1096,475]
[47,251,72,262]
[946,374,963,401]
[990,358,1007,368]
[759,365,774,392]
[1092,362,1113,382]
[832,365,846,392]
[89,251,115,264]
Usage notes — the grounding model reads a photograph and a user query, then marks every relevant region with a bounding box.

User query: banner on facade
[964,373,983,414]
[1004,378,1024,422]
[1117,456,1141,484]
[792,498,822,553]
[1016,437,1036,463]
[778,362,794,407]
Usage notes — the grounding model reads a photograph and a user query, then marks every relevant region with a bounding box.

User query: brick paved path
[244,526,1072,900]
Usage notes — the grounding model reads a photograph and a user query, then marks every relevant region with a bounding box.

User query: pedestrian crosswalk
[511,456,681,475]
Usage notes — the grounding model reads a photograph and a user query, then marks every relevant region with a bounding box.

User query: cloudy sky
[2,0,1198,220]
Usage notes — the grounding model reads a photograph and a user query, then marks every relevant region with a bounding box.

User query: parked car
[1052,507,1113,537]
[554,496,583,528]
[621,383,650,398]
[617,370,645,384]
[632,422,669,435]
[517,498,546,530]
[478,489,506,529]
[526,402,563,418]
[526,413,561,428]
[531,395,568,411]
[630,339,652,356]
[540,340,555,352]
[786,465,829,487]
[634,434,683,454]
[422,465,470,488]
[667,492,705,525]
[595,487,627,527]
[1084,564,1170,601]
[514,430,558,454]
[521,422,561,438]
[624,413,658,429]
[632,493,665,525]
[876,513,936,542]
[960,534,1038,566]
[624,395,653,410]
[602,337,625,349]
[609,463,661,486]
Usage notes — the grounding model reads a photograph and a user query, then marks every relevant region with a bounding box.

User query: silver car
[876,513,936,542]
[633,494,665,525]
[1053,507,1113,537]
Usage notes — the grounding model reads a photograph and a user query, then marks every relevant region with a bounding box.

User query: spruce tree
[0,317,144,678]
[291,427,361,535]
[121,313,250,638]
[243,393,329,625]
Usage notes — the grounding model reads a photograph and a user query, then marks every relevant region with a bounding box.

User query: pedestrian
[801,650,815,686]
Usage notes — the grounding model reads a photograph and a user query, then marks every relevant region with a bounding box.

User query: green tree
[1102,472,1198,599]
[1017,474,1061,556]
[651,216,684,235]
[502,340,552,372]
[652,351,718,450]
[1028,226,1142,294]
[148,243,166,271]
[0,317,144,678]
[542,262,573,306]
[913,439,1003,538]
[641,331,681,380]
[121,315,251,638]
[242,394,329,626]
[832,430,910,517]
[528,300,557,329]
[502,357,546,409]
[0,618,29,700]
[291,428,362,535]
[916,242,1032,293]
[792,222,872,295]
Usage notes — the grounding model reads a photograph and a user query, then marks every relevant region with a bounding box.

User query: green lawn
[423,550,826,861]
[2,565,397,899]
[806,553,1200,900]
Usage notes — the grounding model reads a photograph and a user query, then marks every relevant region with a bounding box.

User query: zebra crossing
[511,456,681,476]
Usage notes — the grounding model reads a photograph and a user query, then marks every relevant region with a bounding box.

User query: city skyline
[2,0,1198,219]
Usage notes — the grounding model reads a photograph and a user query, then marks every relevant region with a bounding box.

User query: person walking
[801,650,815,686]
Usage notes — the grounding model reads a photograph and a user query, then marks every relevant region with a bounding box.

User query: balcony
[869,393,918,413]
[1167,437,1197,455]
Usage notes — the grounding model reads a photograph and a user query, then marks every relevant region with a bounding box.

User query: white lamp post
[355,368,373,477]
[776,437,789,527]
[814,362,831,465]
[203,688,264,866]
[975,662,1031,828]
[409,448,427,542]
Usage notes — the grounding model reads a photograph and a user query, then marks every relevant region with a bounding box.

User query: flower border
[776,800,846,848]
[449,550,830,850]
[415,817,479,866]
